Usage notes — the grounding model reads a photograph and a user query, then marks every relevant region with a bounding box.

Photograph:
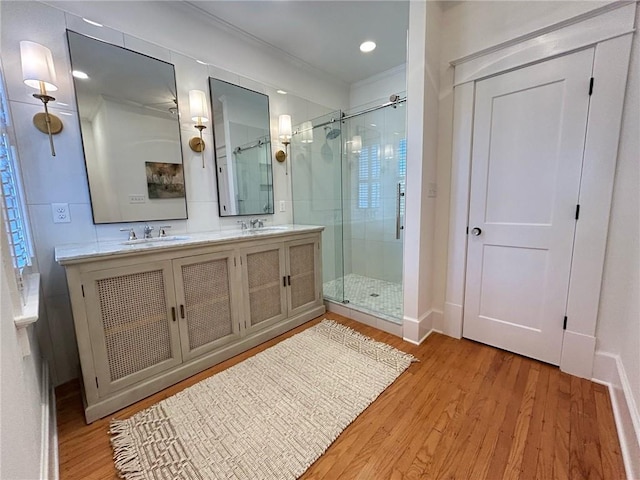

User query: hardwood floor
[56,313,626,479]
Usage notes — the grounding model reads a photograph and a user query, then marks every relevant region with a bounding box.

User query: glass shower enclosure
[291,99,406,324]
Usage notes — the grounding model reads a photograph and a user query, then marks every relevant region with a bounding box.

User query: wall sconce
[275,114,292,165]
[188,89,208,167]
[300,121,313,144]
[351,135,362,153]
[20,41,63,157]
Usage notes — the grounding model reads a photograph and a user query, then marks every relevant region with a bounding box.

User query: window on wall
[0,72,33,293]
[357,144,381,209]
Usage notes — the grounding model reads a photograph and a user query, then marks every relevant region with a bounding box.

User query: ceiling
[185,1,410,85]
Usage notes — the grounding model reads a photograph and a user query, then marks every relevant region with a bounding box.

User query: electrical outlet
[129,194,146,203]
[427,182,438,198]
[279,200,286,212]
[52,203,71,223]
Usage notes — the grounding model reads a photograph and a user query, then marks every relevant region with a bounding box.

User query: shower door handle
[396,183,405,239]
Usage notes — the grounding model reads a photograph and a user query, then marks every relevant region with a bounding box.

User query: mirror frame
[66,29,188,224]
[209,77,274,217]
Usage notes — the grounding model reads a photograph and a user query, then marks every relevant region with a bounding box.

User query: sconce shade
[352,135,362,153]
[279,114,292,141]
[301,121,313,143]
[20,41,58,92]
[188,89,208,122]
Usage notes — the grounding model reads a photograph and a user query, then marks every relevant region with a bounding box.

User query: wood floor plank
[593,384,626,479]
[519,363,550,480]
[56,313,626,480]
[503,363,540,479]
[536,367,560,479]
[554,372,572,480]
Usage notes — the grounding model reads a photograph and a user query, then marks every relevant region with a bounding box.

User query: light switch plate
[52,203,71,223]
[129,194,146,203]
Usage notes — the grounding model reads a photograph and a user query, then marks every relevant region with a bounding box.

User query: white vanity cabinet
[57,227,324,423]
[240,236,321,336]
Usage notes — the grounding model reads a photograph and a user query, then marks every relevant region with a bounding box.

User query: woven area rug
[110,319,415,480]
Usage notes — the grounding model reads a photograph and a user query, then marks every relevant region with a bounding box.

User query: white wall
[402,0,441,342]
[349,64,407,111]
[1,0,349,385]
[595,4,640,473]
[0,252,45,479]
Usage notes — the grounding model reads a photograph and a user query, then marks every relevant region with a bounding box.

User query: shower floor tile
[323,273,403,323]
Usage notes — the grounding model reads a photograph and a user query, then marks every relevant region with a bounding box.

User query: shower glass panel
[340,102,406,322]
[292,101,406,324]
[291,112,344,304]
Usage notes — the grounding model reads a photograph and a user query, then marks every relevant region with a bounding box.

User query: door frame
[444,2,635,379]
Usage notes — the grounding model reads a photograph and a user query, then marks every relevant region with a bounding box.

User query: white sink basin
[122,235,190,245]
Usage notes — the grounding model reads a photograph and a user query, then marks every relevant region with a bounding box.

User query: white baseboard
[40,361,59,480]
[592,351,640,480]
[403,309,441,345]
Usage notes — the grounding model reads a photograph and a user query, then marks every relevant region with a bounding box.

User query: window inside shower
[291,101,407,324]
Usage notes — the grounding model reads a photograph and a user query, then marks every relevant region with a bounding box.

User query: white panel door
[463,48,594,365]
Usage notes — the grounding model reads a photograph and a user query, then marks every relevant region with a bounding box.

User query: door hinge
[589,77,594,96]
[466,226,469,235]
[81,284,85,297]
[563,316,568,330]
[575,204,580,220]
[95,377,99,389]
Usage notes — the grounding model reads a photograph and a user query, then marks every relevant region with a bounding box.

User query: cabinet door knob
[471,227,482,236]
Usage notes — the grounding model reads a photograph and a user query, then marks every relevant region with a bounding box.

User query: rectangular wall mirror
[67,30,187,224]
[209,77,274,216]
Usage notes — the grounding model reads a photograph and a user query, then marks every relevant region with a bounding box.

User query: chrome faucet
[119,227,137,241]
[158,225,171,237]
[143,224,154,239]
[249,218,267,229]
[237,220,248,230]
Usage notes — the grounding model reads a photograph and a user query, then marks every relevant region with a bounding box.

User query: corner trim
[403,309,439,345]
[40,361,59,480]
[592,351,640,480]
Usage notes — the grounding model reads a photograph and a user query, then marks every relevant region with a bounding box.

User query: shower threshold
[323,273,403,325]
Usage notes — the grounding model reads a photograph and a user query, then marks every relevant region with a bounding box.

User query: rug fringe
[110,420,146,480]
[318,319,418,364]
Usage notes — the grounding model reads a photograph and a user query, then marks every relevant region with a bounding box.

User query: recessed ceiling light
[72,70,89,80]
[59,112,73,116]
[57,102,69,107]
[196,60,207,65]
[370,123,376,127]
[82,18,103,27]
[277,90,287,95]
[360,41,376,53]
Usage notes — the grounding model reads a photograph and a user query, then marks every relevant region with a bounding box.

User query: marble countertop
[55,224,324,265]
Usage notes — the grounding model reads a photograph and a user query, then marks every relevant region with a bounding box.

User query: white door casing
[463,48,594,365]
